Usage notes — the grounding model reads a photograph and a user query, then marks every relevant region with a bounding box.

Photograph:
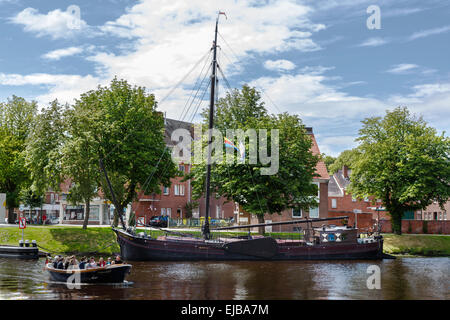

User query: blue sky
[1,0,449,156]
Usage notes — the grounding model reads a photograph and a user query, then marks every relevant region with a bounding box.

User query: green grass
[383,234,450,256]
[0,226,120,256]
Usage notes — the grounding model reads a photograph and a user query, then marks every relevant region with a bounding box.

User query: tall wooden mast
[203,13,224,240]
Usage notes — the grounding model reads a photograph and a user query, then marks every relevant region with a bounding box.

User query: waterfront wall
[380,219,450,234]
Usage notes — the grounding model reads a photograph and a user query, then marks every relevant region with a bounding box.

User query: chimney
[342,165,349,179]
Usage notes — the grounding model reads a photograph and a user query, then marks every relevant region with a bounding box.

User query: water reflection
[0,257,448,300]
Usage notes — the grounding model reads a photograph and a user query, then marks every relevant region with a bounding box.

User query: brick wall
[381,219,450,234]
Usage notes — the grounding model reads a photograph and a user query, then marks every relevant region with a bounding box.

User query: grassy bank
[0,226,120,256]
[383,234,450,256]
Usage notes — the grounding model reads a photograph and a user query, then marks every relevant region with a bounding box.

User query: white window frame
[167,208,172,217]
[179,184,185,196]
[292,208,302,218]
[163,186,170,195]
[331,198,337,209]
[309,182,320,218]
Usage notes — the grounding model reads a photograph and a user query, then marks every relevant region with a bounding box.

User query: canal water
[0,257,448,300]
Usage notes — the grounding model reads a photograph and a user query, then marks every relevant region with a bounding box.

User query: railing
[168,218,234,228]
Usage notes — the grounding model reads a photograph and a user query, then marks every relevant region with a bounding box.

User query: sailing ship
[105,13,384,261]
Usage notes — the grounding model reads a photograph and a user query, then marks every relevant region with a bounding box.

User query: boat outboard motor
[25,240,30,247]
[19,240,24,247]
[31,240,37,247]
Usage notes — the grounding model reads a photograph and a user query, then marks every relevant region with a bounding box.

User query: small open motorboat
[45,263,132,284]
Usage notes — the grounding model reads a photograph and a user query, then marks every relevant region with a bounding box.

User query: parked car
[46,218,60,225]
[149,215,168,228]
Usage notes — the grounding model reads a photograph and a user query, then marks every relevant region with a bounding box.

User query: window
[292,208,302,218]
[309,182,320,218]
[216,205,220,218]
[174,184,185,196]
[167,208,172,217]
[161,208,166,216]
[178,164,185,172]
[163,186,169,195]
[309,206,319,218]
[434,212,438,220]
[331,199,337,209]
[352,197,357,202]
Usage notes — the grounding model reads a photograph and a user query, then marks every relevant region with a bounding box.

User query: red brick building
[327,165,387,231]
[248,127,330,232]
[132,118,235,224]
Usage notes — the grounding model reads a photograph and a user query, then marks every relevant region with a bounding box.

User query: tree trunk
[113,205,123,228]
[8,206,14,224]
[257,214,265,235]
[390,209,402,235]
[82,201,90,229]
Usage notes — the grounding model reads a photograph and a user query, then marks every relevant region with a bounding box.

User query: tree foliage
[328,149,360,174]
[349,107,450,234]
[25,100,67,195]
[0,96,37,222]
[189,85,319,233]
[72,78,178,227]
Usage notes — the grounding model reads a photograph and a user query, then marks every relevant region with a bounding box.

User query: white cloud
[85,0,325,118]
[408,25,450,41]
[10,7,91,39]
[386,64,419,74]
[42,47,84,60]
[0,73,102,106]
[264,59,296,72]
[358,37,390,47]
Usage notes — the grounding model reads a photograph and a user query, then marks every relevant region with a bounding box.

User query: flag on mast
[219,11,227,19]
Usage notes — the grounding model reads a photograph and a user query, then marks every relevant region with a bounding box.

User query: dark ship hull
[45,263,132,284]
[113,228,384,261]
[0,245,39,259]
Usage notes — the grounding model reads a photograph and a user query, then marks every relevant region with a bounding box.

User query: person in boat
[52,255,60,268]
[78,257,87,269]
[68,256,79,270]
[106,257,112,265]
[57,256,65,269]
[98,257,106,267]
[112,255,123,264]
[86,257,97,269]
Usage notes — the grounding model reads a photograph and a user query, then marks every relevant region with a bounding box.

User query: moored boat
[0,244,39,259]
[45,263,132,284]
[113,218,384,261]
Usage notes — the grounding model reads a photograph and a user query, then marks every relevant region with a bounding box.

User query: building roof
[328,168,351,197]
[164,118,194,146]
[306,128,330,180]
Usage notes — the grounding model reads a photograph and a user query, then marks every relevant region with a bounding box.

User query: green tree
[328,149,360,174]
[189,85,319,234]
[74,78,178,227]
[0,96,37,223]
[25,100,67,198]
[62,107,100,229]
[349,107,450,234]
[19,188,43,222]
[321,153,336,173]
